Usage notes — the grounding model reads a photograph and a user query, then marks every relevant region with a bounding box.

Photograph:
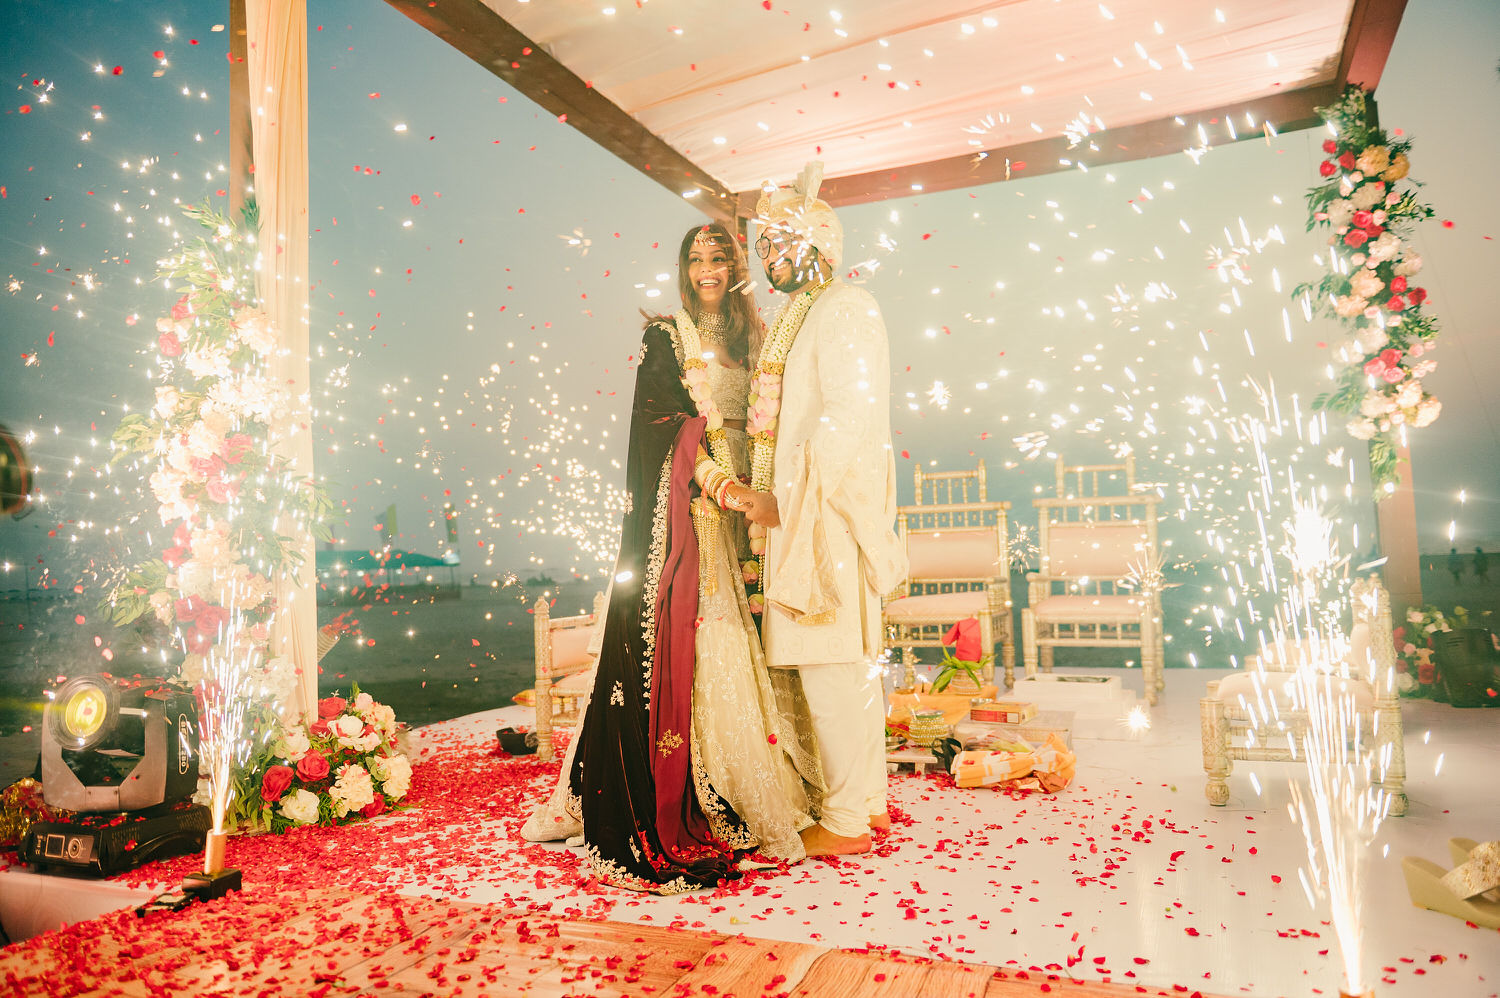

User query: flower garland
[1298,86,1442,491]
[229,687,412,833]
[104,199,349,830]
[743,278,833,614]
[674,308,738,478]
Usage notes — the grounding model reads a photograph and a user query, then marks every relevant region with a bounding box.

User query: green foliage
[930,650,991,693]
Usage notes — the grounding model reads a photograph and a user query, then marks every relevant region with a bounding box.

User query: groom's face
[760,225,820,294]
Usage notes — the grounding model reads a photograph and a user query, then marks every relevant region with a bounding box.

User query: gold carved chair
[533,591,605,762]
[1021,456,1164,702]
[914,458,989,505]
[1199,576,1407,814]
[883,497,1015,688]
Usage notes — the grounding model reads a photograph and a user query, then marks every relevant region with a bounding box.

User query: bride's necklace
[674,309,737,481]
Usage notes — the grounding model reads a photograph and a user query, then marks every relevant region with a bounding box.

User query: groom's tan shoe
[801,823,872,856]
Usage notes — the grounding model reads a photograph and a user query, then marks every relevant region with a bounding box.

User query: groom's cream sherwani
[761,279,907,837]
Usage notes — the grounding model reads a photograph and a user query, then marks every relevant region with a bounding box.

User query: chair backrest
[1040,521,1149,580]
[535,593,604,680]
[914,459,986,505]
[1055,454,1135,499]
[899,501,1009,583]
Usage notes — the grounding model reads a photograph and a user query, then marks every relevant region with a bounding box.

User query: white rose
[176,653,208,686]
[1349,269,1383,300]
[1367,232,1402,263]
[150,590,175,625]
[165,437,195,475]
[353,692,376,715]
[174,558,217,601]
[1414,398,1442,428]
[1396,382,1422,409]
[1354,325,1387,354]
[1334,295,1367,318]
[371,753,412,800]
[330,763,375,817]
[1345,418,1376,441]
[234,309,277,355]
[184,346,232,380]
[1396,672,1417,694]
[279,788,321,825]
[1394,252,1423,277]
[275,724,312,762]
[1350,181,1385,210]
[1411,359,1436,379]
[154,386,181,420]
[332,715,364,740]
[1326,200,1355,229]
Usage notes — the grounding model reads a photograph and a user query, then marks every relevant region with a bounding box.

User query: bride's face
[687,237,731,310]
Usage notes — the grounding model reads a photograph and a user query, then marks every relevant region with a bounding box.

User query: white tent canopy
[387,0,1404,211]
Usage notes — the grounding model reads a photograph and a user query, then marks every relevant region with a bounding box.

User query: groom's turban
[755,161,843,267]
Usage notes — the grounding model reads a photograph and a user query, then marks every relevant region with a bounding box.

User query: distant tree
[525,573,557,589]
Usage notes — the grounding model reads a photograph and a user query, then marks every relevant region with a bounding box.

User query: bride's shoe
[1402,855,1500,928]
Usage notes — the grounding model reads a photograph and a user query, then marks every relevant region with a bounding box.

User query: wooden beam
[1338,0,1410,91]
[381,0,739,224]
[791,84,1339,210]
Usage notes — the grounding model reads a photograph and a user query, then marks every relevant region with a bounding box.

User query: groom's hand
[742,490,780,528]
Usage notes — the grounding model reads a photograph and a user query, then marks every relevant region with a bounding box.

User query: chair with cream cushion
[533,591,605,762]
[1021,492,1165,702]
[1199,576,1407,814]
[884,499,1014,688]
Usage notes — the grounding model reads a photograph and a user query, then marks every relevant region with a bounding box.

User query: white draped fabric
[483,0,1350,191]
[245,0,317,719]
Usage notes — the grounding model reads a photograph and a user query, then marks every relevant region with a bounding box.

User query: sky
[2,0,1498,643]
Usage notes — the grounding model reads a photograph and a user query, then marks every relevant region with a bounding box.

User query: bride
[522,221,821,893]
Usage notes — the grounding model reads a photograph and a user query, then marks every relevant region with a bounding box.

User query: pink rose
[1389,276,1407,294]
[1382,366,1406,384]
[1343,230,1369,249]
[1322,139,1337,154]
[1379,348,1403,367]
[296,751,330,783]
[170,294,193,321]
[174,594,207,623]
[1352,210,1373,229]
[1338,152,1357,170]
[161,545,187,570]
[361,795,387,819]
[261,764,294,802]
[318,696,348,720]
[1387,296,1406,312]
[1408,287,1427,305]
[1318,160,1337,178]
[158,331,183,357]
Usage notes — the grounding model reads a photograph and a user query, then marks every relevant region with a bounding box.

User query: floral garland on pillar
[102,201,409,833]
[1298,86,1442,491]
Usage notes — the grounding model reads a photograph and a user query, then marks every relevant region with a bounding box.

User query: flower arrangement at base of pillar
[103,200,349,828]
[1392,604,1465,698]
[229,688,411,832]
[1298,86,1442,491]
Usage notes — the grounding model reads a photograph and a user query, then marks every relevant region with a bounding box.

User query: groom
[742,163,907,856]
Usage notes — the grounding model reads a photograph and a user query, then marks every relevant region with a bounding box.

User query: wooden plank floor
[0,887,1232,997]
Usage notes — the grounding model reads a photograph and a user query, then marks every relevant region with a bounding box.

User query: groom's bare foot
[800,823,872,857]
[869,811,891,833]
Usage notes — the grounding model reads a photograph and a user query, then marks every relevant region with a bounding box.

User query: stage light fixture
[40,674,200,812]
[20,674,210,877]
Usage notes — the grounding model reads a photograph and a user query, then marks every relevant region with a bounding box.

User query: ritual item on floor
[1402,837,1500,929]
[956,709,1075,752]
[906,708,950,747]
[970,700,1037,723]
[496,727,539,755]
[949,732,1076,792]
[889,681,1000,730]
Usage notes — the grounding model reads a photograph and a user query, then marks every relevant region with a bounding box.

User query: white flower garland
[673,309,738,481]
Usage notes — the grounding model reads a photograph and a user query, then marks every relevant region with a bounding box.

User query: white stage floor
[408,666,1499,998]
[3,666,1494,996]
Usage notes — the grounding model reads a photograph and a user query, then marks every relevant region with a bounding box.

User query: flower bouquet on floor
[228,686,411,833]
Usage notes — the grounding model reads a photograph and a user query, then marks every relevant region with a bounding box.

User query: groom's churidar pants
[799,660,887,838]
